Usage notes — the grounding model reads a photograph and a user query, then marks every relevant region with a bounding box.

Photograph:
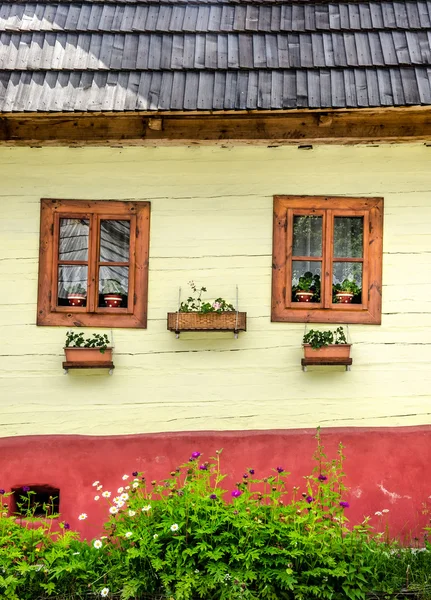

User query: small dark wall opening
[11,485,60,517]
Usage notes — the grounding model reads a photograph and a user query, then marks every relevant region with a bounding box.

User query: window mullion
[323,210,333,309]
[285,208,293,308]
[87,215,98,313]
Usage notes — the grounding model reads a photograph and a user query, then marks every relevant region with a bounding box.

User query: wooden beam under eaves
[1,107,431,146]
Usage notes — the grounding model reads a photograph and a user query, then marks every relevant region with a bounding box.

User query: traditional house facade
[0,0,431,539]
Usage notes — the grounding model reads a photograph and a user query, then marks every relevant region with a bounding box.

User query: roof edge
[1,106,431,146]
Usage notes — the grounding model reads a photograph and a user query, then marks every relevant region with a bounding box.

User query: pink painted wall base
[0,426,429,542]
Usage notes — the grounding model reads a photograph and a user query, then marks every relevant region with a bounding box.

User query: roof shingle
[0,0,430,112]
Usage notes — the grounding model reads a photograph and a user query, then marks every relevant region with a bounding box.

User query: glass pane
[333,217,363,258]
[100,220,130,263]
[333,262,362,304]
[59,218,89,261]
[58,265,88,307]
[292,261,321,302]
[293,216,322,257]
[99,266,129,308]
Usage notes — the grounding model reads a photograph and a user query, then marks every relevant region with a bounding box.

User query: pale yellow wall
[0,144,430,437]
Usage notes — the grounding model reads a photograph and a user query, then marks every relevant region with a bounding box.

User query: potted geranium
[302,326,350,360]
[102,279,126,308]
[293,271,320,302]
[66,283,87,307]
[64,331,112,364]
[167,281,246,334]
[333,279,361,304]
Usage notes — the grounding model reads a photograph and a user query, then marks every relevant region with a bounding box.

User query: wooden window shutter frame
[37,199,150,328]
[271,195,383,325]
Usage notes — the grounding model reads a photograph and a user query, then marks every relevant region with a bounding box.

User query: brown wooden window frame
[37,199,150,328]
[271,195,383,325]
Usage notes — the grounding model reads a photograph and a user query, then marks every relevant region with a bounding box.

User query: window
[11,485,60,517]
[37,199,150,328]
[271,196,383,324]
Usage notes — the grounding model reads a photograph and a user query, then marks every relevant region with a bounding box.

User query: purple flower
[318,474,327,481]
[177,490,184,497]
[191,452,201,459]
[132,471,138,477]
[63,522,70,530]
[243,474,248,479]
[209,494,217,500]
[276,467,284,474]
[199,464,207,471]
[248,469,255,475]
[306,496,314,504]
[0,489,5,495]
[339,501,350,509]
[231,490,242,498]
[22,486,30,492]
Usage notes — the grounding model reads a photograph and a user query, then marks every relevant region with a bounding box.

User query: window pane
[100,220,130,263]
[99,266,129,308]
[333,262,362,304]
[58,265,88,307]
[292,261,321,302]
[333,217,363,258]
[292,216,322,257]
[59,218,89,261]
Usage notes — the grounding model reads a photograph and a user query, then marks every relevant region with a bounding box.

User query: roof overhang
[1,107,431,146]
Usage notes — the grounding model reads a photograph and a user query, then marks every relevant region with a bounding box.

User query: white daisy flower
[113,496,120,504]
[120,493,129,501]
[78,513,87,521]
[142,505,151,512]
[153,534,158,540]
[375,511,383,516]
[132,482,139,489]
[101,588,109,597]
[117,487,124,494]
[116,500,125,508]
[93,539,103,549]
[382,509,389,513]
[109,506,119,515]
[170,523,179,532]
[92,481,100,487]
[94,496,100,501]
[122,474,129,481]
[102,491,111,498]
[124,531,133,538]
[125,486,130,490]
[128,510,136,517]
[97,485,103,491]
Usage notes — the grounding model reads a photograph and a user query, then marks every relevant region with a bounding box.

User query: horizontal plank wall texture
[0,143,431,437]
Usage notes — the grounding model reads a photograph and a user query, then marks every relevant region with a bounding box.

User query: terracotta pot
[303,344,351,359]
[104,294,122,308]
[67,293,86,307]
[64,347,113,363]
[295,291,314,302]
[335,292,354,304]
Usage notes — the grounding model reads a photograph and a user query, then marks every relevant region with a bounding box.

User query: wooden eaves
[1,106,431,146]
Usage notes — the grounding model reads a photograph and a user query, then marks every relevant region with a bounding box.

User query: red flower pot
[295,291,314,302]
[67,293,86,307]
[335,292,354,304]
[104,294,122,308]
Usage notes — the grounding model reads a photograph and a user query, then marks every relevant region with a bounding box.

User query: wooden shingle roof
[1,0,431,112]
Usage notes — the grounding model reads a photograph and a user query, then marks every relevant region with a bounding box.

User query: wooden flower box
[167,311,247,334]
[301,344,352,370]
[63,347,114,374]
